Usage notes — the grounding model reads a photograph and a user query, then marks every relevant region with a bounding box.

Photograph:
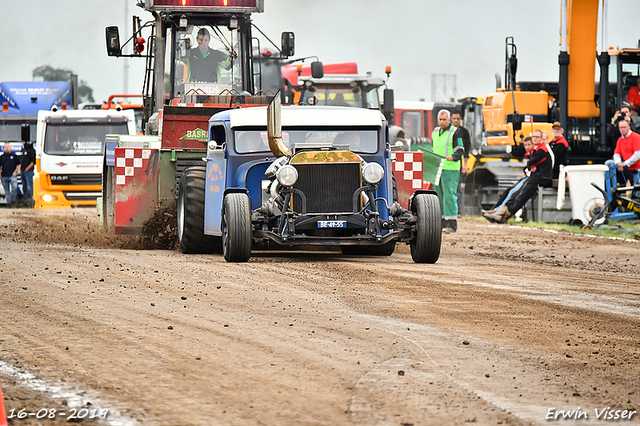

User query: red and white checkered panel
[391,151,431,209]
[392,152,426,190]
[113,147,159,234]
[115,148,153,185]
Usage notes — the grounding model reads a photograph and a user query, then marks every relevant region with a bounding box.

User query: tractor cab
[296,74,384,109]
[105,0,294,124]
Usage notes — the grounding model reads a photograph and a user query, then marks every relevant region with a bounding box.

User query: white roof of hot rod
[227,106,384,128]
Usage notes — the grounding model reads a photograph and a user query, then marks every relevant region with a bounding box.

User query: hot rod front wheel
[410,193,442,264]
[222,193,252,262]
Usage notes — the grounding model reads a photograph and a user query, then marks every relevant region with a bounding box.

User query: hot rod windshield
[234,128,379,154]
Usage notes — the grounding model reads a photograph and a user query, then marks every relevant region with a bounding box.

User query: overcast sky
[2,1,639,104]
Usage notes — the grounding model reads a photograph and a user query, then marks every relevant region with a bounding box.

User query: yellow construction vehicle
[465,0,640,213]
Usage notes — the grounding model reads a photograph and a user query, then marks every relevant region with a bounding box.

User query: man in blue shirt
[1,143,21,208]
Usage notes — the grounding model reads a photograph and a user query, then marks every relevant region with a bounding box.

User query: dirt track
[1,208,639,425]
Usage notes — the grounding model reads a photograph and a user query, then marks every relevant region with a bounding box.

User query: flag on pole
[418,147,446,186]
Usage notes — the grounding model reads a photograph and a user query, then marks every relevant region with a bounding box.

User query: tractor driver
[182,28,231,83]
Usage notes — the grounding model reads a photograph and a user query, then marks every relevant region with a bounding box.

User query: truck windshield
[234,129,378,154]
[0,122,36,143]
[173,25,241,99]
[44,123,128,156]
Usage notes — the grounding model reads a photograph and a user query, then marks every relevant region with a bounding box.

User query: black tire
[178,167,222,254]
[222,193,252,262]
[341,241,396,256]
[392,175,398,203]
[102,162,115,230]
[410,193,442,263]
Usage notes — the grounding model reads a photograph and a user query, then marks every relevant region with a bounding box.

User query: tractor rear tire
[222,193,252,262]
[410,193,441,263]
[102,163,115,231]
[178,167,222,254]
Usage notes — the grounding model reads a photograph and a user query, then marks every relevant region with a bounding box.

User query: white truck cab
[35,109,136,208]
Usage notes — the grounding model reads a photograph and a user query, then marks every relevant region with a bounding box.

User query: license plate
[317,220,347,228]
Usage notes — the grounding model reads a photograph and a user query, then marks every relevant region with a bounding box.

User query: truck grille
[49,174,102,186]
[292,162,361,213]
[63,192,101,201]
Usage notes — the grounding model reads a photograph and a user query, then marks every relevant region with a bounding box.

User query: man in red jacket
[485,130,552,223]
[550,122,569,179]
[605,120,640,190]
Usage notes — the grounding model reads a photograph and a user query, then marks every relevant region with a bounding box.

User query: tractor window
[304,87,361,107]
[363,87,381,110]
[401,111,422,138]
[173,25,241,99]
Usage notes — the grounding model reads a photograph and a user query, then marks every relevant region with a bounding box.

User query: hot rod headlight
[276,165,298,187]
[362,162,384,184]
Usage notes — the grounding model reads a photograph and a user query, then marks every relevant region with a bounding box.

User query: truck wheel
[341,241,396,256]
[222,193,252,262]
[178,167,222,254]
[410,193,441,263]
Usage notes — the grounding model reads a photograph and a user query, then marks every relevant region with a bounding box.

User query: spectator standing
[484,130,552,223]
[549,122,569,179]
[451,110,471,216]
[608,104,638,145]
[0,143,21,208]
[605,120,640,189]
[432,109,465,232]
[21,140,36,207]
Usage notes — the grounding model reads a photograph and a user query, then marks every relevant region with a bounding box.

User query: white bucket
[560,165,609,225]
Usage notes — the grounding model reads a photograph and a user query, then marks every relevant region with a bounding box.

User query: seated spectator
[541,130,555,173]
[549,122,569,179]
[482,136,534,220]
[484,129,553,223]
[605,119,640,191]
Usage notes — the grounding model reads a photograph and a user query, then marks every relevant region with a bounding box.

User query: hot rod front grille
[292,162,361,213]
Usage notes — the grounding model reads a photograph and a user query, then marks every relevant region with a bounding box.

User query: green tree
[32,65,95,103]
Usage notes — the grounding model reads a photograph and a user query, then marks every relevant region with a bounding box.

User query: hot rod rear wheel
[410,193,441,263]
[341,241,396,256]
[222,193,252,262]
[178,167,222,254]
